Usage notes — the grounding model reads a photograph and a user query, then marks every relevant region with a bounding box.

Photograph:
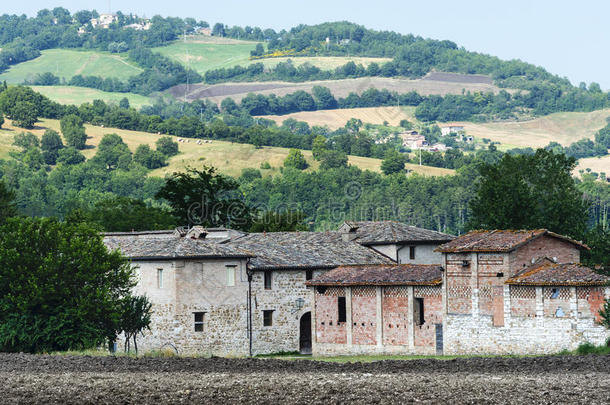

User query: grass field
[0,119,454,178]
[576,155,610,175]
[30,86,153,108]
[0,49,142,83]
[261,106,417,130]
[154,37,391,76]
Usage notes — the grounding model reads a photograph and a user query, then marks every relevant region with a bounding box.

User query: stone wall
[444,285,610,355]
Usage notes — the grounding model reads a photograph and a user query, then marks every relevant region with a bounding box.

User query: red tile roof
[305,264,442,286]
[506,258,609,286]
[435,229,589,253]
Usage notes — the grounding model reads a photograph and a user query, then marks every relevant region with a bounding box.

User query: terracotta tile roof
[435,229,589,253]
[226,232,394,270]
[506,258,610,286]
[306,264,442,286]
[103,234,252,260]
[342,221,454,245]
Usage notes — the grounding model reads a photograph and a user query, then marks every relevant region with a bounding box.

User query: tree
[13,132,39,150]
[250,211,308,232]
[57,147,86,165]
[134,144,166,169]
[119,97,130,109]
[312,135,328,160]
[599,300,610,334]
[93,133,131,169]
[320,150,348,170]
[381,151,407,175]
[0,115,4,129]
[345,118,363,134]
[155,166,253,229]
[40,129,64,165]
[70,197,178,232]
[156,136,179,157]
[60,114,87,149]
[0,218,135,353]
[120,295,152,354]
[11,101,38,129]
[468,149,588,239]
[582,225,610,274]
[284,149,308,170]
[0,182,17,223]
[399,119,413,129]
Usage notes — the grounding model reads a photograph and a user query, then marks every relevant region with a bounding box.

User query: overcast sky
[6,0,610,89]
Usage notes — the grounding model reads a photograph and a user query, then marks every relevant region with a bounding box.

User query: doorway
[299,312,312,354]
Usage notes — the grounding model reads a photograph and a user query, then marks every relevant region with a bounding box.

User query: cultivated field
[260,106,417,130]
[1,353,608,404]
[451,109,610,148]
[0,119,454,178]
[30,86,153,108]
[171,76,509,104]
[153,36,391,75]
[577,155,610,175]
[0,49,142,83]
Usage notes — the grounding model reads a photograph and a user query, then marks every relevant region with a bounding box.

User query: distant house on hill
[197,27,212,36]
[440,124,465,137]
[91,13,118,29]
[399,131,427,150]
[124,21,151,31]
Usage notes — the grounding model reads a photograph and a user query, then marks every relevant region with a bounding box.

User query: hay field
[30,86,152,108]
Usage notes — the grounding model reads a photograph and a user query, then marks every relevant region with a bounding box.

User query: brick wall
[382,287,409,346]
[413,286,442,347]
[510,286,536,317]
[314,287,347,344]
[510,236,580,274]
[351,287,377,345]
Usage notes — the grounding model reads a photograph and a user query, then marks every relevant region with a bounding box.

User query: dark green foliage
[60,114,87,149]
[319,150,348,170]
[133,144,166,169]
[120,295,152,354]
[599,301,610,332]
[119,97,130,109]
[312,135,328,161]
[13,132,39,149]
[70,196,177,232]
[0,114,4,128]
[155,166,253,229]
[582,225,610,273]
[250,211,308,232]
[156,136,179,157]
[239,168,262,183]
[57,147,85,165]
[468,149,588,239]
[381,151,407,175]
[0,218,135,353]
[11,101,38,128]
[284,149,308,170]
[40,129,64,165]
[0,181,17,223]
[93,133,132,170]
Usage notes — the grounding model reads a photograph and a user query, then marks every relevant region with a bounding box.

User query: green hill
[0,49,142,83]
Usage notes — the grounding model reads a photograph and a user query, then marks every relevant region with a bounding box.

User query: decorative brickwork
[384,286,409,298]
[414,286,442,297]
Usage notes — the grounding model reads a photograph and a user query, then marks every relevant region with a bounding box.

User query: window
[409,246,416,260]
[264,271,272,290]
[305,270,313,281]
[194,312,205,332]
[157,268,163,289]
[414,298,425,326]
[263,310,274,326]
[338,296,346,323]
[226,265,236,286]
[550,288,560,299]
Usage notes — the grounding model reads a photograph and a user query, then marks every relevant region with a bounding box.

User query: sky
[6,0,610,88]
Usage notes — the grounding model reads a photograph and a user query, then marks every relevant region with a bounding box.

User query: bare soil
[1,353,609,404]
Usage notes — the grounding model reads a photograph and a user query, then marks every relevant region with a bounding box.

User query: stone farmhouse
[104,225,610,356]
[307,229,610,356]
[103,221,452,355]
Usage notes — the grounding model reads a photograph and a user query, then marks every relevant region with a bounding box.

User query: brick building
[103,222,453,355]
[307,229,610,355]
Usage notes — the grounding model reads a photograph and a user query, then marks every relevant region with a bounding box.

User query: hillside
[170,75,507,104]
[0,49,142,83]
[30,86,152,109]
[0,119,454,178]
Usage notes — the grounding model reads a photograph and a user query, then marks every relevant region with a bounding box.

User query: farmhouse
[440,124,465,136]
[307,229,610,356]
[103,221,453,355]
[104,225,609,356]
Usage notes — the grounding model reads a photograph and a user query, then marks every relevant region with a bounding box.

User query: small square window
[264,271,272,290]
[226,266,236,286]
[409,246,416,260]
[305,270,313,280]
[263,310,274,326]
[157,269,164,289]
[194,312,205,332]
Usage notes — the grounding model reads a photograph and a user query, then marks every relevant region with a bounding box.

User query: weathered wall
[444,286,610,355]
[413,287,443,347]
[314,287,347,344]
[510,236,580,274]
[398,244,443,265]
[351,287,377,345]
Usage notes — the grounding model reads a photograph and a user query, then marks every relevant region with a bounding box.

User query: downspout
[246,258,253,357]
